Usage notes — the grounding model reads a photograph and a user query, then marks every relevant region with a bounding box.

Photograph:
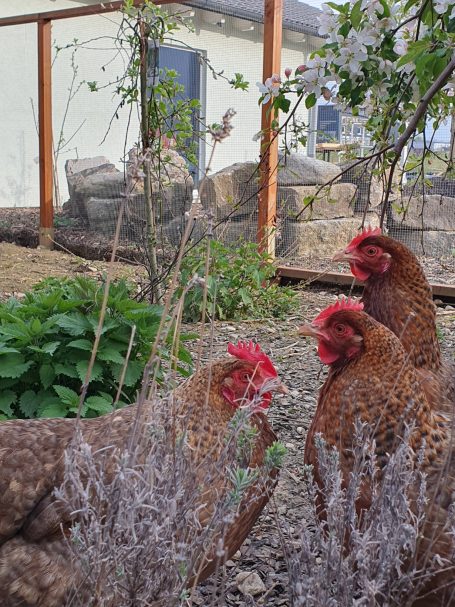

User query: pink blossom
[285,67,292,79]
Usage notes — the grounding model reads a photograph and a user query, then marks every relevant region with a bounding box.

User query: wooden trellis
[0,0,283,253]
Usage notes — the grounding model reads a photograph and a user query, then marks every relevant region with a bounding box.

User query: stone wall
[64,151,193,241]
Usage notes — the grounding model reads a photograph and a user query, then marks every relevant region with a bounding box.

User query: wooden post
[38,19,53,249]
[258,0,282,257]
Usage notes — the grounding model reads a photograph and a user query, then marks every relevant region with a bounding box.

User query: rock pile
[64,150,193,240]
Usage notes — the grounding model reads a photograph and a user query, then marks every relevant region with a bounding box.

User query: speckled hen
[300,297,455,605]
[333,227,455,413]
[0,341,285,606]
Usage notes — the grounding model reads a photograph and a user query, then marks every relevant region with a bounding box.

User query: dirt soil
[0,243,454,605]
[0,242,147,297]
[0,207,143,262]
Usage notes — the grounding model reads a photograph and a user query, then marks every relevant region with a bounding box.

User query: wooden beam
[258,0,282,257]
[38,19,53,249]
[0,1,175,27]
[277,265,455,300]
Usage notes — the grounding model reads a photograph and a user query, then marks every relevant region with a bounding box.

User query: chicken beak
[298,323,325,340]
[332,248,354,262]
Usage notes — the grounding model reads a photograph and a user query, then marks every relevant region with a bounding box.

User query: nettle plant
[0,277,193,420]
[258,0,455,201]
[176,240,298,322]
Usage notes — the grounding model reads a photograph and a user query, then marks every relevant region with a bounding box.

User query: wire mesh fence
[0,3,454,286]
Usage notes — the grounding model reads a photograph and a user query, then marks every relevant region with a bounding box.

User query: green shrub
[0,276,193,420]
[176,240,298,322]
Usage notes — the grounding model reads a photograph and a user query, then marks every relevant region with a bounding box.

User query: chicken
[0,340,286,606]
[333,226,454,411]
[299,297,455,605]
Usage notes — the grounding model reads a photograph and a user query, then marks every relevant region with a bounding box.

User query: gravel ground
[0,243,453,605]
[192,287,455,606]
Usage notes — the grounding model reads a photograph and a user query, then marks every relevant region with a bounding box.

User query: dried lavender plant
[286,421,450,607]
[56,397,281,606]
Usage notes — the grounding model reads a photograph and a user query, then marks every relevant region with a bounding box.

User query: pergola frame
[0,0,282,252]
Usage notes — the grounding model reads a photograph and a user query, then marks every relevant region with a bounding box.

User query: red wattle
[317,340,340,365]
[349,261,371,282]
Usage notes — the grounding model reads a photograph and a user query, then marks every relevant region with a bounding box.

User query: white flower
[256,74,281,104]
[393,38,408,56]
[434,0,452,13]
[361,0,383,17]
[378,58,393,76]
[356,26,380,46]
[333,41,368,76]
[318,9,339,36]
[295,66,329,97]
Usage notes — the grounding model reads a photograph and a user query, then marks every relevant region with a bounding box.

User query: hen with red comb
[299,296,455,605]
[0,343,285,603]
[333,229,454,413]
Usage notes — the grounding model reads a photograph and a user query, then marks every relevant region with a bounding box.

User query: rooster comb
[313,296,364,325]
[227,340,277,376]
[346,225,382,251]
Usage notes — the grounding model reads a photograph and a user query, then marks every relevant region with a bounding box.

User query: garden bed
[0,242,453,605]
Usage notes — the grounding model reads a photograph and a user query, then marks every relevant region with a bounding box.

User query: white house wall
[0,0,320,207]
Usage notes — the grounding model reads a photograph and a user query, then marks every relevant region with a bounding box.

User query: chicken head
[332,226,392,281]
[299,297,365,365]
[222,340,287,410]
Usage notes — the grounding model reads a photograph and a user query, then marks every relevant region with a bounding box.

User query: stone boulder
[338,161,386,211]
[164,215,257,247]
[277,153,341,186]
[64,158,120,216]
[389,195,455,231]
[126,147,193,195]
[281,214,380,258]
[403,176,455,198]
[65,151,193,238]
[201,156,349,221]
[278,183,356,220]
[389,227,455,257]
[200,162,259,219]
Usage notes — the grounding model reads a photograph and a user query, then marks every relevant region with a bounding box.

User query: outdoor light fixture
[232,17,255,31]
[201,9,226,26]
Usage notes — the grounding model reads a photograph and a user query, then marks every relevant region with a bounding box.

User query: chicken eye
[241,372,251,382]
[334,323,347,335]
[364,246,378,257]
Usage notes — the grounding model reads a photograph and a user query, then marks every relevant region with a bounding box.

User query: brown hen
[333,226,455,412]
[0,341,285,606]
[300,297,455,605]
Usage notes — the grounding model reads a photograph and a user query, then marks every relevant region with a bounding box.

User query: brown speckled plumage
[304,309,455,604]
[357,234,455,412]
[0,358,278,606]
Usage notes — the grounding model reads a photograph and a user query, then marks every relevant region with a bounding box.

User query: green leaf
[0,354,33,379]
[40,363,56,389]
[68,339,94,351]
[54,362,79,379]
[53,384,80,407]
[19,390,38,418]
[111,360,143,387]
[75,360,103,383]
[97,347,125,364]
[54,313,91,336]
[85,395,114,414]
[397,40,430,67]
[274,95,291,113]
[0,390,16,417]
[0,344,20,354]
[305,93,317,109]
[39,402,69,418]
[350,0,362,29]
